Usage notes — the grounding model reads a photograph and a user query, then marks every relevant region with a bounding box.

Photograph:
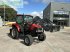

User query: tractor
[10,14,46,46]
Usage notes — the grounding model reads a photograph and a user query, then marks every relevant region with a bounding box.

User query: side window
[16,16,23,24]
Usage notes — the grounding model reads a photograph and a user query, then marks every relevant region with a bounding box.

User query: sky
[0,0,70,18]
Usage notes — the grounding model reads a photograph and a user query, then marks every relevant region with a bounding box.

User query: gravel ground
[0,26,70,52]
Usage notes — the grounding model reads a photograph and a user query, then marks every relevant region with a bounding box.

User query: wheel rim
[39,35,44,39]
[25,37,30,44]
[12,29,16,37]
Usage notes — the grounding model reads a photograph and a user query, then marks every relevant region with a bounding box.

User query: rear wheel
[11,27,19,39]
[24,35,33,46]
[38,33,46,41]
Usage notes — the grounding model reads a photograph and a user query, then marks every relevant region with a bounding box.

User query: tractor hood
[30,23,42,30]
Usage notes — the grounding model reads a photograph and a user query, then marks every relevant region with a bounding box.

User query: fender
[12,23,21,32]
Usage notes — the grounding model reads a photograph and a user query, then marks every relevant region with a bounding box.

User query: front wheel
[24,35,33,46]
[10,27,19,39]
[38,33,46,41]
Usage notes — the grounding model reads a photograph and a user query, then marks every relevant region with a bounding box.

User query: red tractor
[10,14,46,46]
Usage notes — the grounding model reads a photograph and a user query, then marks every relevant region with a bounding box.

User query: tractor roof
[17,14,33,17]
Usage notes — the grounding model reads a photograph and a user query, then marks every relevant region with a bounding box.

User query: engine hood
[30,24,42,30]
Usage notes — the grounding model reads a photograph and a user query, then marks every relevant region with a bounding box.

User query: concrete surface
[0,26,70,52]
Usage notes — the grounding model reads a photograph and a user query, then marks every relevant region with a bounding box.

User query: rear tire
[24,35,33,46]
[38,33,46,41]
[10,27,19,39]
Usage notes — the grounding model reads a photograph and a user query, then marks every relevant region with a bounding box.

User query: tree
[0,5,17,21]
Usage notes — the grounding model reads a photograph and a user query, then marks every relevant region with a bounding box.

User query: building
[43,2,70,27]
[0,5,17,21]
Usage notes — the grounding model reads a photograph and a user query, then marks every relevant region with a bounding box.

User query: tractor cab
[16,14,33,24]
[16,14,33,32]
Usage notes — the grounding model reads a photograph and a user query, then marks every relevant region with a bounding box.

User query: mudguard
[12,23,21,32]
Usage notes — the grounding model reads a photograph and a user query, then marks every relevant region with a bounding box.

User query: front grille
[36,28,43,32]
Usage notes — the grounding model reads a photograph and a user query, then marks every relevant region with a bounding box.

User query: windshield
[24,15,33,22]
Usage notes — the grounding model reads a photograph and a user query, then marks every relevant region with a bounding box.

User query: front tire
[38,33,46,41]
[24,35,33,46]
[11,27,19,39]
